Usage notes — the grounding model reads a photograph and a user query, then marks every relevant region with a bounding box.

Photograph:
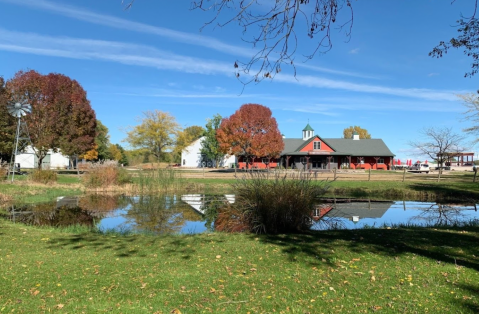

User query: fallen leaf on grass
[30,288,40,296]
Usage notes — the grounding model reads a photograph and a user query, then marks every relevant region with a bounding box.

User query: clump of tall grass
[30,168,57,184]
[82,160,132,188]
[224,171,329,234]
[136,168,184,193]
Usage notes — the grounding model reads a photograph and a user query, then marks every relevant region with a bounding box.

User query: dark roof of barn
[282,137,395,157]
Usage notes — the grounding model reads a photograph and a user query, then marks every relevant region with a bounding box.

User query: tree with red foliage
[6,70,96,169]
[216,104,284,168]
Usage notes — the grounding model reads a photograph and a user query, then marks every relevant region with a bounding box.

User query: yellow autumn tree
[81,144,99,161]
[343,126,371,139]
[108,144,122,161]
[124,110,181,162]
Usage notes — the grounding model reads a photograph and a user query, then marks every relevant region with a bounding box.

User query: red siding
[347,157,392,170]
[300,137,334,153]
[237,157,280,169]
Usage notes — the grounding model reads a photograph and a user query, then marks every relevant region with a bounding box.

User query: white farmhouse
[180,137,236,168]
[14,146,72,169]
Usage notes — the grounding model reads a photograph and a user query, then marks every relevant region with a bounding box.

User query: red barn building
[237,124,395,170]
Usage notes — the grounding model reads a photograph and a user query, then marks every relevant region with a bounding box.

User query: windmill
[7,97,33,182]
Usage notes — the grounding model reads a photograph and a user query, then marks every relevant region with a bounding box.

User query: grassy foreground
[2,221,479,313]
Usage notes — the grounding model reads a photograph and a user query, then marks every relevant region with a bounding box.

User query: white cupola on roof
[352,131,360,140]
[302,123,314,140]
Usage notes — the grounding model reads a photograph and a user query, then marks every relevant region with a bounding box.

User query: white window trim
[313,141,321,150]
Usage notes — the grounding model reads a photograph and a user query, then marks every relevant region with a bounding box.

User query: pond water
[2,194,479,234]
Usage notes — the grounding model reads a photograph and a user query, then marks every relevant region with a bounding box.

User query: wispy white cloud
[284,105,339,117]
[349,48,360,54]
[278,95,464,114]
[0,0,253,58]
[0,29,470,105]
[428,72,440,77]
[295,63,383,80]
[0,0,385,81]
[274,74,463,102]
[0,28,233,75]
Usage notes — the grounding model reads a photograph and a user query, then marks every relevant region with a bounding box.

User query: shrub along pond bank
[1,171,479,206]
[1,221,479,313]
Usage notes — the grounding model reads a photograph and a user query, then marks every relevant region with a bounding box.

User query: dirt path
[176,168,473,182]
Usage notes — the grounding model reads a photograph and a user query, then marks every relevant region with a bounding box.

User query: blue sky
[0,0,478,161]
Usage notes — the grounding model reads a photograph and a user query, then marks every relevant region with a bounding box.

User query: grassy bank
[1,221,479,313]
[183,178,479,201]
[2,169,479,206]
[0,177,84,204]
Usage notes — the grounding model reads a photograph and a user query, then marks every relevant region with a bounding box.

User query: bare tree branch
[429,0,479,77]
[458,93,479,142]
[191,0,354,85]
[408,127,466,167]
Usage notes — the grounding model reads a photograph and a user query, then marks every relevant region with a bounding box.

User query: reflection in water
[408,203,477,226]
[3,195,479,233]
[122,195,204,234]
[7,194,128,228]
[314,200,479,230]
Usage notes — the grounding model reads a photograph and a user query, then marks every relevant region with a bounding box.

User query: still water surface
[3,194,479,234]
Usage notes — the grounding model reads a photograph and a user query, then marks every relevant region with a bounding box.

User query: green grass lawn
[0,174,84,204]
[1,221,479,313]
[2,169,479,205]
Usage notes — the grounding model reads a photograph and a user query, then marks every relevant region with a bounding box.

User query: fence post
[437,168,441,182]
[474,167,477,183]
[368,168,371,181]
[402,168,406,182]
[334,168,337,180]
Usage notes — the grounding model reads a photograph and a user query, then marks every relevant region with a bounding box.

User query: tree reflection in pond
[5,196,479,233]
[123,195,204,234]
[408,203,477,226]
[6,194,129,228]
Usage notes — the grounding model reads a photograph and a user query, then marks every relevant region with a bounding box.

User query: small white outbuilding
[180,137,236,168]
[14,146,72,169]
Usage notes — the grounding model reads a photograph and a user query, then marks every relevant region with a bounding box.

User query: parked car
[409,163,430,173]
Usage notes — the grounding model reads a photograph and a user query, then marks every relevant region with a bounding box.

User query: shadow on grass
[253,226,479,312]
[46,232,224,259]
[254,227,479,269]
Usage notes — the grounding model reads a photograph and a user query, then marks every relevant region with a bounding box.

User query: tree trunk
[36,153,46,170]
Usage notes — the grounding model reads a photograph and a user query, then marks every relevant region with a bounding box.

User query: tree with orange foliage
[216,104,284,168]
[81,144,99,161]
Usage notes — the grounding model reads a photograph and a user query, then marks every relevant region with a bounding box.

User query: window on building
[300,157,308,164]
[313,141,321,150]
[378,158,384,164]
[262,158,270,164]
